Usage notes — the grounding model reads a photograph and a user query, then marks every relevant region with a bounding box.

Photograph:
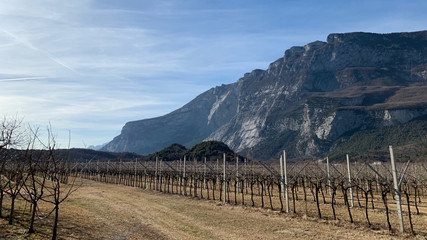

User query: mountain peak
[103,30,427,160]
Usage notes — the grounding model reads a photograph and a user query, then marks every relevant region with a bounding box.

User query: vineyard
[2,145,427,239]
[1,118,427,238]
[73,148,427,237]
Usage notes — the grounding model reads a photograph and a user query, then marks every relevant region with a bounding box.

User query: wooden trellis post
[119,159,122,185]
[144,160,147,188]
[283,150,289,213]
[279,155,285,198]
[346,154,354,207]
[160,159,163,191]
[216,158,219,191]
[390,145,404,232]
[193,158,197,197]
[183,156,186,178]
[244,158,247,194]
[326,157,331,196]
[236,156,239,194]
[223,153,226,204]
[183,156,186,196]
[179,158,182,194]
[155,157,158,191]
[96,160,99,182]
[134,158,137,187]
[203,157,207,189]
[107,160,111,183]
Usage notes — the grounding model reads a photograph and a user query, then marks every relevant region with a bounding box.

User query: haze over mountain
[103,30,427,160]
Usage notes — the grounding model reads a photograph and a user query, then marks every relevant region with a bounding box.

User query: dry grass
[1,178,426,239]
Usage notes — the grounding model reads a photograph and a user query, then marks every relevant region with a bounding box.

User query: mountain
[103,30,427,160]
[88,143,107,150]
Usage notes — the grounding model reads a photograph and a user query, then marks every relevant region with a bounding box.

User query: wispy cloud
[0,76,49,82]
[0,29,78,74]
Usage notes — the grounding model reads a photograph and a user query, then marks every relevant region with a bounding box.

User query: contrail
[0,29,79,74]
[0,76,49,82]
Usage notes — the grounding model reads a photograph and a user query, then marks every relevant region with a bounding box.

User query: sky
[1,0,427,149]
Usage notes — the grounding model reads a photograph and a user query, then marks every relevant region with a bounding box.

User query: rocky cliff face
[103,31,427,160]
[103,83,239,154]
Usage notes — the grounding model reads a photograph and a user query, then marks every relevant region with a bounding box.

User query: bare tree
[40,129,80,240]
[5,152,28,225]
[0,147,12,218]
[20,127,50,233]
[0,116,23,218]
[0,116,23,149]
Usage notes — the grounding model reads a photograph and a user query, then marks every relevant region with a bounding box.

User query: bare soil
[0,179,423,239]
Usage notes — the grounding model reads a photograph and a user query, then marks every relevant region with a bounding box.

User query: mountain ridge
[103,30,427,160]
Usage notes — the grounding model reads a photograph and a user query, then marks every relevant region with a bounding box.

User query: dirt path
[49,180,404,240]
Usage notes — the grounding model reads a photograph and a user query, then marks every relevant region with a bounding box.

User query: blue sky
[1,0,426,149]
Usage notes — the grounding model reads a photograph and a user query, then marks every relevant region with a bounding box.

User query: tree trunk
[193,177,197,198]
[219,180,223,202]
[414,186,420,215]
[369,181,375,209]
[260,180,264,208]
[364,191,371,227]
[302,178,307,201]
[292,184,296,214]
[8,195,16,225]
[267,182,273,210]
[28,200,37,233]
[183,178,187,196]
[200,178,203,199]
[234,180,238,205]
[342,188,353,223]
[212,179,215,200]
[320,184,326,204]
[315,185,321,219]
[356,187,362,208]
[227,180,231,204]
[309,183,316,202]
[405,191,414,235]
[52,204,59,240]
[278,182,283,212]
[382,191,392,231]
[189,177,192,196]
[241,180,245,206]
[206,179,209,200]
[331,190,336,220]
[0,190,3,218]
[250,181,255,207]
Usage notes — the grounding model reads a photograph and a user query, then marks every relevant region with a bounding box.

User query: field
[1,178,425,240]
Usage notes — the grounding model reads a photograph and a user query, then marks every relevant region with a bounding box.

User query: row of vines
[75,150,427,237]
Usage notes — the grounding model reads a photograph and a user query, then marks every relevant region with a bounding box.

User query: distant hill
[143,143,188,161]
[54,148,141,162]
[143,141,237,161]
[185,141,236,161]
[103,30,427,161]
[2,141,239,163]
[2,148,142,162]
